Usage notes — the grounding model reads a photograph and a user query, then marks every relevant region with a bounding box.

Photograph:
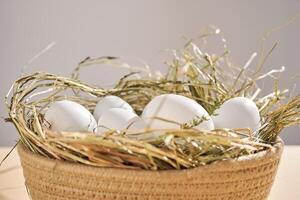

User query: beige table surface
[0,146,299,200]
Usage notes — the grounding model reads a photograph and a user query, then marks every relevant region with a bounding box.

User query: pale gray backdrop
[0,0,299,146]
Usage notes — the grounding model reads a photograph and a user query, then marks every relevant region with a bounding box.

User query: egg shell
[212,97,261,131]
[93,95,134,121]
[127,117,147,131]
[141,94,214,130]
[97,108,141,133]
[44,100,97,133]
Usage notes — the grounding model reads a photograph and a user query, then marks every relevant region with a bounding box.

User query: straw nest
[4,27,300,170]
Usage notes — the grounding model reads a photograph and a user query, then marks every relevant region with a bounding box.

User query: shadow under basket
[17,141,283,200]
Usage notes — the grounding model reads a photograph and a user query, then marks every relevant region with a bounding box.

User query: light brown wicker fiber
[18,141,283,200]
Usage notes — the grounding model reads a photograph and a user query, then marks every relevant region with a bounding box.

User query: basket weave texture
[18,142,283,200]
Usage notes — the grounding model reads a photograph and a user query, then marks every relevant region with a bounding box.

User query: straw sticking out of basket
[4,26,300,170]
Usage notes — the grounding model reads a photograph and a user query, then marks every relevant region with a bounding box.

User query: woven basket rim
[17,139,283,176]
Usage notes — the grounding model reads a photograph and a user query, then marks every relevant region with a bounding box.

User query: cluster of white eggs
[44,94,261,135]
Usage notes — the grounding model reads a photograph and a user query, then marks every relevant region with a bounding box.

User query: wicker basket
[18,140,283,200]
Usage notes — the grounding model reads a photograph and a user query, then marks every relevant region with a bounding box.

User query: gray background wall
[0,0,299,146]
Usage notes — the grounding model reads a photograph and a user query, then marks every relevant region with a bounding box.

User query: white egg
[127,117,147,131]
[97,108,142,133]
[212,97,261,131]
[93,95,134,121]
[141,94,214,130]
[127,118,156,140]
[44,100,97,133]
